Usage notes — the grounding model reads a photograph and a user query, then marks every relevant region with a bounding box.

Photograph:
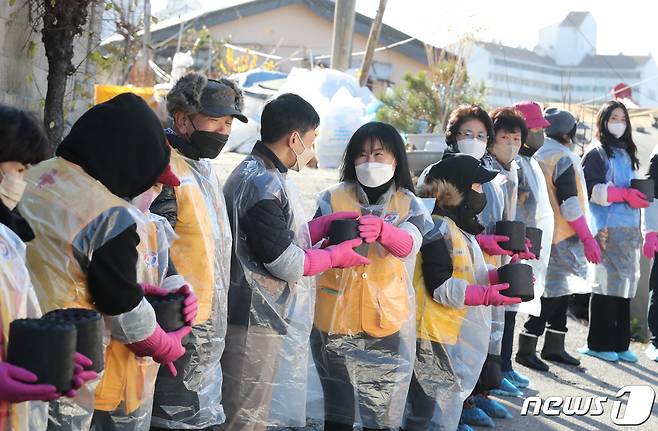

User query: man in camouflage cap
[149,72,246,430]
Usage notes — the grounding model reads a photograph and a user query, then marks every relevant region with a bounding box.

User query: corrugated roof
[479,42,556,66]
[578,54,651,69]
[560,11,590,27]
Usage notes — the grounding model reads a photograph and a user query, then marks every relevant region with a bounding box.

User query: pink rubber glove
[307,211,360,244]
[126,325,191,376]
[516,238,537,260]
[567,215,601,264]
[476,234,514,257]
[464,283,522,306]
[303,238,370,276]
[607,186,649,209]
[644,232,658,260]
[64,352,98,398]
[0,362,60,403]
[359,215,414,257]
[488,268,499,285]
[141,283,198,326]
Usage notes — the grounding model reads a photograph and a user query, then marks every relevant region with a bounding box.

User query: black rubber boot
[541,329,581,366]
[515,332,549,371]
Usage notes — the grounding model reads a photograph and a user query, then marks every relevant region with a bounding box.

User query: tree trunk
[40,0,94,151]
[358,0,387,87]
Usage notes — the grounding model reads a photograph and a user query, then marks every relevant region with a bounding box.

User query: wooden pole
[330,0,356,71]
[358,0,387,87]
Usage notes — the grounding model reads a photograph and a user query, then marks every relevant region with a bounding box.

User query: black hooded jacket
[56,93,170,315]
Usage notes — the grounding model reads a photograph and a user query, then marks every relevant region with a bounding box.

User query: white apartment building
[463,12,658,108]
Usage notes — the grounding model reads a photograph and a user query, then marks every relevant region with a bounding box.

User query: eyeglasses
[457,130,488,141]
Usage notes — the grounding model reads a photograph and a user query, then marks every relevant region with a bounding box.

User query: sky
[151,0,658,59]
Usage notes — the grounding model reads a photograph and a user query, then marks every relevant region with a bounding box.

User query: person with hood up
[0,104,98,431]
[405,154,521,431]
[18,93,190,431]
[222,93,367,431]
[580,101,647,363]
[91,165,196,431]
[148,72,244,430]
[505,101,555,389]
[311,121,433,431]
[515,108,600,373]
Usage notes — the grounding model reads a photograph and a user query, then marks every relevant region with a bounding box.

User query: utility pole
[358,0,387,86]
[330,0,356,71]
[142,0,152,70]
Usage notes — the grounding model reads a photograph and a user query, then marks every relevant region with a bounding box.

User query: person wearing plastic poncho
[0,105,98,431]
[580,101,648,363]
[642,142,658,362]
[148,72,244,430]
[417,105,517,428]
[509,101,555,388]
[405,154,521,431]
[90,166,197,431]
[222,94,367,431]
[477,107,543,404]
[311,122,432,431]
[18,94,190,431]
[516,107,601,374]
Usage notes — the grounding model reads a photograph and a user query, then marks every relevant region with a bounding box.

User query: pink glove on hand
[307,211,360,244]
[0,362,60,403]
[567,215,601,264]
[464,283,522,306]
[488,268,499,285]
[644,232,658,260]
[304,238,370,276]
[141,283,198,326]
[126,325,191,377]
[476,234,514,257]
[359,215,414,257]
[516,238,537,260]
[607,186,649,209]
[64,352,98,398]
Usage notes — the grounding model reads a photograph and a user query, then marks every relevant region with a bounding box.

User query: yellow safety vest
[95,221,160,413]
[413,216,476,345]
[314,185,411,338]
[168,151,215,324]
[536,151,588,244]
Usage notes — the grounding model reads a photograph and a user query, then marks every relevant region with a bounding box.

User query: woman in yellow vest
[18,94,190,431]
[0,105,98,430]
[407,154,521,431]
[311,121,433,431]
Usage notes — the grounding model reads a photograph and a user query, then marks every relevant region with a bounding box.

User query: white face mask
[290,133,315,172]
[607,122,626,138]
[457,138,487,160]
[131,189,158,213]
[355,162,395,188]
[491,144,520,166]
[0,170,27,210]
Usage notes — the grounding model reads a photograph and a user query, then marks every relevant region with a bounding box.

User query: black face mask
[189,130,229,159]
[467,190,487,214]
[525,131,544,151]
[445,190,486,235]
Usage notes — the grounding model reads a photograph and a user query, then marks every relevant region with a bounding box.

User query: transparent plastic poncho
[91,213,176,431]
[150,155,230,429]
[405,217,492,431]
[515,155,555,316]
[534,138,594,297]
[0,224,48,431]
[18,157,147,431]
[585,143,641,298]
[222,155,315,428]
[311,182,432,429]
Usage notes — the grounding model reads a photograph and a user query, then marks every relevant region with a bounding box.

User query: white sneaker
[645,344,658,361]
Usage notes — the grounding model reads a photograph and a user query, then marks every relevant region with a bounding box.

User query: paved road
[213,152,658,431]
